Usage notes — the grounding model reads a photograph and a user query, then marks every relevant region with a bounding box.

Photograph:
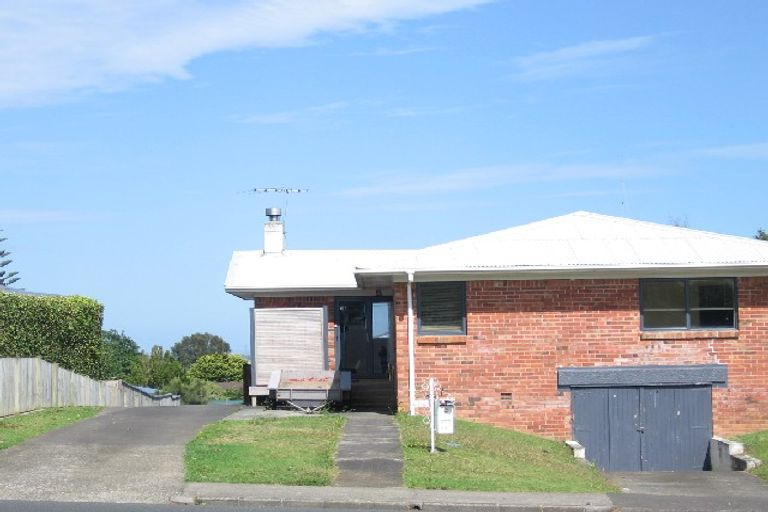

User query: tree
[756,229,768,241]
[0,230,20,286]
[171,332,230,369]
[188,353,248,382]
[127,345,183,388]
[100,330,141,380]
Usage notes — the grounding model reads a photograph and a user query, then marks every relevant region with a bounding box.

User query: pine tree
[0,230,20,286]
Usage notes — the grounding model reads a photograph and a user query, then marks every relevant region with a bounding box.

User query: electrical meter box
[435,398,455,434]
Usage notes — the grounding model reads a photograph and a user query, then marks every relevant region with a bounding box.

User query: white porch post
[250,299,258,401]
[407,271,416,415]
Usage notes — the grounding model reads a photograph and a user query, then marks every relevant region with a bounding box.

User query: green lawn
[0,407,102,450]
[397,415,616,492]
[736,430,768,480]
[186,415,346,486]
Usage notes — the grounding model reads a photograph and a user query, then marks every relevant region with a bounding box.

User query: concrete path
[609,471,768,511]
[0,406,236,504]
[334,412,403,488]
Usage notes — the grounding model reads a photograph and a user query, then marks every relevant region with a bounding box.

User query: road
[609,471,768,511]
[1,406,768,511]
[0,503,372,512]
[0,406,237,504]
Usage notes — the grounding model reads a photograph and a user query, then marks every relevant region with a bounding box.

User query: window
[641,278,736,330]
[418,282,466,335]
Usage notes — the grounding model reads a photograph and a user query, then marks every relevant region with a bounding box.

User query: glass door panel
[371,301,392,377]
[338,301,371,377]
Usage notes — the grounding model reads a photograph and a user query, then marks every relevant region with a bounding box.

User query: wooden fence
[0,357,179,416]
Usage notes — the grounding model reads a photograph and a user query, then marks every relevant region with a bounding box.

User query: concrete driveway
[609,471,768,511]
[0,406,237,504]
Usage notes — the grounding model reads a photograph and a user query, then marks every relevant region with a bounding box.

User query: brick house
[225,209,768,471]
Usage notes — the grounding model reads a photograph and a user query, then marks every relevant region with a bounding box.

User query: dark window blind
[418,282,466,334]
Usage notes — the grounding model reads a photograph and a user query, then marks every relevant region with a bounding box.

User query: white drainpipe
[407,271,416,415]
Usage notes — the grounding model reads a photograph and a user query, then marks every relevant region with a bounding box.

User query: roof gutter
[355,264,768,283]
[224,286,369,300]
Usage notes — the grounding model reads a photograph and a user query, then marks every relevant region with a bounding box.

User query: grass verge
[0,407,102,451]
[397,415,616,492]
[186,415,345,485]
[736,430,768,480]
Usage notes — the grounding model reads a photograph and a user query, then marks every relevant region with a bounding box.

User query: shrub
[221,384,244,401]
[208,381,244,401]
[162,376,223,405]
[188,353,248,382]
[0,292,104,378]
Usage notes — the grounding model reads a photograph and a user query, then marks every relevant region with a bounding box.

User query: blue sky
[2,0,767,355]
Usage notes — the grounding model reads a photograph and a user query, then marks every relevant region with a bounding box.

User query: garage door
[572,386,712,471]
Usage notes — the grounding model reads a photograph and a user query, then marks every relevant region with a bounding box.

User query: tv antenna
[248,187,310,224]
[252,187,309,194]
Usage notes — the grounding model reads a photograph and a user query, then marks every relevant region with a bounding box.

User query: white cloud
[239,101,350,125]
[0,0,491,107]
[539,187,657,199]
[694,142,768,160]
[240,99,471,123]
[353,46,436,57]
[340,163,656,197]
[386,105,469,117]
[373,201,459,213]
[512,35,658,81]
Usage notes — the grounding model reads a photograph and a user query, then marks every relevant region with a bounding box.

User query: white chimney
[263,207,285,254]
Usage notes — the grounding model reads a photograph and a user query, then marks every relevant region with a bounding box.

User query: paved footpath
[334,412,403,487]
[0,406,236,504]
[176,482,614,511]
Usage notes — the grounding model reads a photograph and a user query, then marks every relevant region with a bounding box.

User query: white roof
[225,250,409,298]
[226,212,768,297]
[361,211,768,271]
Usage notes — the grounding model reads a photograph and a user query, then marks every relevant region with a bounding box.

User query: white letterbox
[435,398,455,434]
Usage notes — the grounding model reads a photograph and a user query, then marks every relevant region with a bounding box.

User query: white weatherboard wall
[0,358,179,416]
[251,307,328,386]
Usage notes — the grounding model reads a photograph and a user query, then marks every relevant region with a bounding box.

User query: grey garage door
[572,386,712,471]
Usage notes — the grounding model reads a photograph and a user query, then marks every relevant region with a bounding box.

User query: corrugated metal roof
[225,211,768,296]
[0,286,60,297]
[405,211,768,269]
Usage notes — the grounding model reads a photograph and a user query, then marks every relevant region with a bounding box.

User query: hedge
[0,292,104,379]
[188,353,248,382]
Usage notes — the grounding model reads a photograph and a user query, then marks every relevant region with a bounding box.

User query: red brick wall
[255,296,337,370]
[393,277,768,439]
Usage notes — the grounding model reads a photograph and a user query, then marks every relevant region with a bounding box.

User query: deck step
[350,379,395,412]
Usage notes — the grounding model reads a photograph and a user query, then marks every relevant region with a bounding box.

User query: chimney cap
[265,207,282,221]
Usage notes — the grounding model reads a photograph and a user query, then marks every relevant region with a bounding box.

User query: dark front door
[337,299,392,379]
[572,386,712,471]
